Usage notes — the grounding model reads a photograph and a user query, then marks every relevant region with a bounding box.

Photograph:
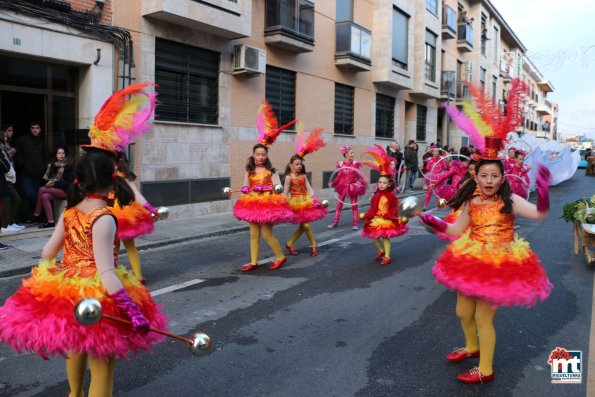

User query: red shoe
[380,257,392,265]
[241,263,259,272]
[139,279,146,285]
[457,367,494,384]
[270,257,287,270]
[310,247,318,257]
[285,243,299,255]
[374,251,385,261]
[446,348,480,362]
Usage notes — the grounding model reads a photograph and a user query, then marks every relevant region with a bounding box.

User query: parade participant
[422,146,444,210]
[507,150,530,199]
[427,79,553,384]
[328,145,367,230]
[361,145,409,265]
[106,152,159,284]
[233,100,294,271]
[284,124,327,256]
[0,83,168,397]
[505,147,517,173]
[431,146,471,202]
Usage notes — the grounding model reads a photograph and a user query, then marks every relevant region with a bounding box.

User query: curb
[0,190,426,278]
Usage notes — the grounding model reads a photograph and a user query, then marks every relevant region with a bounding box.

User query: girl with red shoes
[422,146,445,210]
[328,145,367,230]
[424,80,553,384]
[284,124,327,257]
[233,101,294,272]
[361,145,409,265]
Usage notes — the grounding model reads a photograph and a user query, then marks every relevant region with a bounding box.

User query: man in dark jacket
[404,140,419,191]
[14,122,46,222]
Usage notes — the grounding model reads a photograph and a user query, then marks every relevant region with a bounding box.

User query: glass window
[425,0,438,15]
[265,65,296,128]
[493,27,499,64]
[155,39,219,124]
[424,30,437,82]
[0,58,47,89]
[266,0,315,40]
[416,105,427,142]
[392,7,409,69]
[375,94,395,138]
[336,0,353,21]
[52,65,78,92]
[336,22,371,61]
[335,83,354,135]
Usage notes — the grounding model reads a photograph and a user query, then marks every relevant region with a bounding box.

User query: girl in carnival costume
[328,145,367,230]
[284,123,328,256]
[108,151,159,284]
[233,100,295,271]
[507,150,530,199]
[361,145,409,265]
[422,79,553,384]
[422,146,444,211]
[0,83,168,397]
[431,146,471,203]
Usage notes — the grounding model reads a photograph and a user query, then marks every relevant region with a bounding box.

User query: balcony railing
[441,71,455,98]
[335,21,371,63]
[265,0,315,44]
[456,81,471,100]
[442,6,457,36]
[457,23,473,47]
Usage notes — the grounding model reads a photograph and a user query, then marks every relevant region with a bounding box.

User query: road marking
[151,278,205,297]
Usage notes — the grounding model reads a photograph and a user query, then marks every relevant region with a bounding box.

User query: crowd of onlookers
[0,122,74,250]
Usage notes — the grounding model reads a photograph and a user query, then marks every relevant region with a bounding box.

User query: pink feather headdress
[256,100,296,147]
[443,78,528,160]
[363,144,394,177]
[82,82,157,156]
[294,121,326,158]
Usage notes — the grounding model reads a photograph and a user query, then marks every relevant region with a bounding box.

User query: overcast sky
[494,0,595,139]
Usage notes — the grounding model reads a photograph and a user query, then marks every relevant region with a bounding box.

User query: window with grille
[155,38,219,124]
[265,65,296,128]
[416,104,427,141]
[335,83,354,135]
[375,94,395,138]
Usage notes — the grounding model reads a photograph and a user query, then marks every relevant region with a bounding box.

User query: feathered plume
[466,83,503,134]
[256,99,296,147]
[462,101,492,137]
[500,79,528,138]
[442,104,485,153]
[295,122,325,158]
[363,144,394,177]
[87,82,156,153]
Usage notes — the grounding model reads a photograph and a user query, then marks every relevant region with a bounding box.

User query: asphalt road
[0,172,593,397]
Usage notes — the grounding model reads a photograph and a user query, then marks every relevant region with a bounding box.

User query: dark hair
[0,129,5,144]
[29,121,41,129]
[116,151,137,181]
[284,154,306,177]
[378,174,395,190]
[67,149,134,209]
[459,146,471,158]
[2,124,12,132]
[514,150,524,159]
[447,159,513,214]
[245,143,276,173]
[48,146,70,176]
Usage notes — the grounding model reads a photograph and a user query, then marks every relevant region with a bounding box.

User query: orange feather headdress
[82,82,157,156]
[256,100,296,147]
[294,121,325,158]
[363,144,394,177]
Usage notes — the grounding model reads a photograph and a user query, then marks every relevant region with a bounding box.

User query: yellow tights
[456,294,497,375]
[287,223,317,248]
[373,238,391,258]
[66,351,116,397]
[123,239,143,281]
[249,223,285,265]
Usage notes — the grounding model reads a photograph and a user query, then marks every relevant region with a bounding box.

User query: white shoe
[1,227,14,233]
[352,225,359,230]
[10,223,25,231]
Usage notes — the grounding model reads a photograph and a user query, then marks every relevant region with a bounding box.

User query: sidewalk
[0,187,427,278]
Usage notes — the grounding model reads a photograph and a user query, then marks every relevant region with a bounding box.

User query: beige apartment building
[0,0,557,219]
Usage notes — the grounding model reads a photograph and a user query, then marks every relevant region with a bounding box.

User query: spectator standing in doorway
[15,122,46,223]
[0,126,23,232]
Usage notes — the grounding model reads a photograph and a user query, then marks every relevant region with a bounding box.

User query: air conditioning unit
[233,44,266,76]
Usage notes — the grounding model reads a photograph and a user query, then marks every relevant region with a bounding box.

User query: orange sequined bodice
[289,174,308,197]
[468,198,514,243]
[376,196,389,216]
[249,170,273,187]
[52,207,119,278]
